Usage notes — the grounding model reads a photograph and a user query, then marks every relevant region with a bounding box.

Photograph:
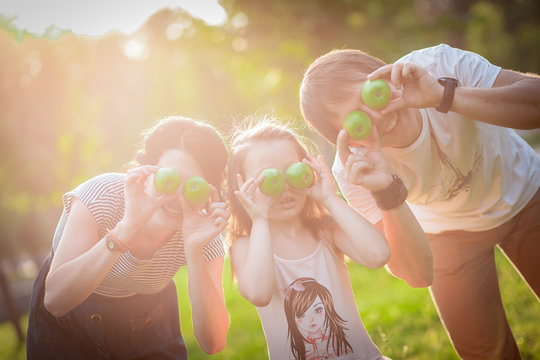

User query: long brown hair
[299,49,386,144]
[227,117,334,261]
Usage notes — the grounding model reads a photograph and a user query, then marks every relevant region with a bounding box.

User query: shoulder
[396,43,467,64]
[395,44,450,67]
[85,172,125,191]
[72,172,124,198]
[63,172,125,214]
[398,43,501,88]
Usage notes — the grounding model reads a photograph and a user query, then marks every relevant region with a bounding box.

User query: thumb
[369,125,382,151]
[209,184,221,203]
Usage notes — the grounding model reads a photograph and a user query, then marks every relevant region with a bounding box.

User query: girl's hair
[227,117,334,253]
[283,277,352,360]
[299,49,386,144]
[133,115,228,190]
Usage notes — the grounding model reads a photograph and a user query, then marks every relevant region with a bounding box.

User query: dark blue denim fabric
[27,253,187,359]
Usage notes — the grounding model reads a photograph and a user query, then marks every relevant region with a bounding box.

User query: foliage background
[0,0,539,358]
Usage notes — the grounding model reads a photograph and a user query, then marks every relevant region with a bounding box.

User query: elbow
[203,345,225,355]
[43,291,69,318]
[239,286,272,307]
[246,294,272,308]
[405,273,433,288]
[365,244,391,269]
[200,336,227,355]
[198,322,229,354]
[402,253,434,288]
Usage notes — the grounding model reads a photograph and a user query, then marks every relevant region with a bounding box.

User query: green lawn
[2,248,539,359]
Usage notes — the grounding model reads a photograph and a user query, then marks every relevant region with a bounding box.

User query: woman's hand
[234,173,275,221]
[368,62,441,115]
[182,185,230,252]
[303,153,337,204]
[336,128,392,191]
[123,165,176,228]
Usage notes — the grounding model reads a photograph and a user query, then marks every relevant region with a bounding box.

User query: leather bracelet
[370,174,408,210]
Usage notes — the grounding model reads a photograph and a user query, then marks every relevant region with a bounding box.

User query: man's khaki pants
[427,188,540,360]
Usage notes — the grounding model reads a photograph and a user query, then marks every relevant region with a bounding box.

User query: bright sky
[0,0,227,36]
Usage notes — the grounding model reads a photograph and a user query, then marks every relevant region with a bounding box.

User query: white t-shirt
[257,240,383,360]
[333,44,540,234]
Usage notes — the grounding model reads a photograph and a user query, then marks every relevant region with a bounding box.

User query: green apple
[343,110,372,140]
[183,176,211,205]
[154,167,181,195]
[361,79,391,109]
[259,168,285,197]
[285,162,313,190]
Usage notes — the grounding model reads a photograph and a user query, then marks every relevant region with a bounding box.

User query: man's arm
[371,63,540,130]
[375,205,433,288]
[335,131,433,287]
[452,69,540,129]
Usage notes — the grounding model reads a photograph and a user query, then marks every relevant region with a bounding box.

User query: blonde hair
[299,49,386,144]
[227,117,334,261]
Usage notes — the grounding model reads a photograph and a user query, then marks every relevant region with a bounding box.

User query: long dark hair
[132,115,228,191]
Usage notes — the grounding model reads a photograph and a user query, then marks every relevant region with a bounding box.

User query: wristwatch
[105,232,130,253]
[436,77,458,113]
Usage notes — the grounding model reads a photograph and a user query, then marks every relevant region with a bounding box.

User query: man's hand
[369,62,442,115]
[336,128,392,191]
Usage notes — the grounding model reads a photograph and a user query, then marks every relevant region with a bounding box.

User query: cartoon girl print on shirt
[283,277,353,360]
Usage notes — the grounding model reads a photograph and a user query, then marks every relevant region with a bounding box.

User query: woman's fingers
[212,216,227,231]
[210,208,230,230]
[208,184,220,203]
[235,173,245,190]
[209,205,229,219]
[126,165,158,188]
[127,165,159,177]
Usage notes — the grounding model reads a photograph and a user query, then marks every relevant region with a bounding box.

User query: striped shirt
[59,172,225,298]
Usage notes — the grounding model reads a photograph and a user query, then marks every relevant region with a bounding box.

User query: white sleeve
[331,153,382,225]
[396,43,501,88]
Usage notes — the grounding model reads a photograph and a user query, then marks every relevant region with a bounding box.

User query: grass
[1,248,538,359]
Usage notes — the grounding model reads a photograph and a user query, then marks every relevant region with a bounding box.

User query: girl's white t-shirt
[333,44,540,234]
[256,240,384,360]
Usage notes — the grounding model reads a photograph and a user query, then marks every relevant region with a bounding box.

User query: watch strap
[105,229,131,253]
[370,174,408,211]
[436,77,458,113]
